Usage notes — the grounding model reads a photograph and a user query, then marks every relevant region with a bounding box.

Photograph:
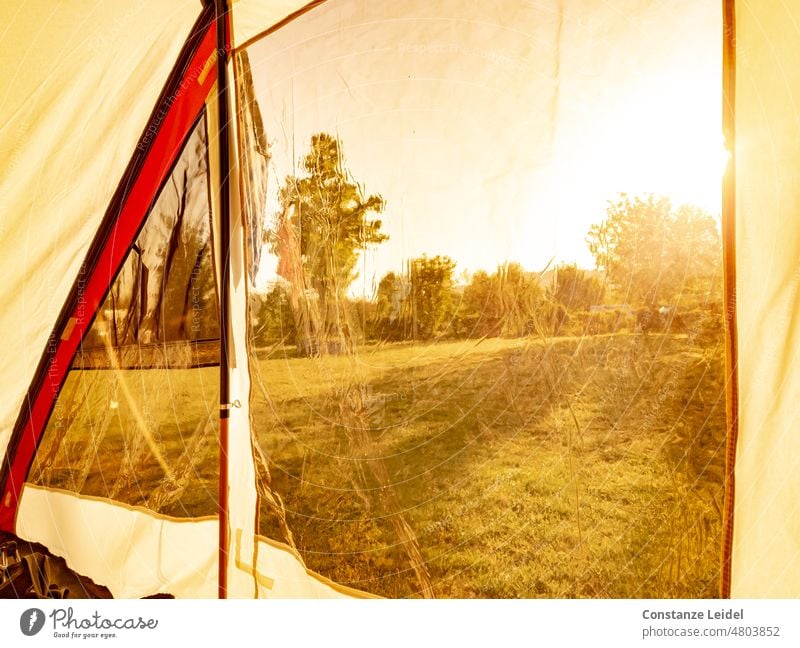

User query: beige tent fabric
[0,0,200,460]
[207,58,263,597]
[230,0,316,49]
[16,485,356,598]
[16,485,218,598]
[731,0,800,597]
[252,535,376,598]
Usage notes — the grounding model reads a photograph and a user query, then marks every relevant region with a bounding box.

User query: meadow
[250,331,726,598]
[30,330,726,598]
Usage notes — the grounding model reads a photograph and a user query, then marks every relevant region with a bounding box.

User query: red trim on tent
[0,18,218,531]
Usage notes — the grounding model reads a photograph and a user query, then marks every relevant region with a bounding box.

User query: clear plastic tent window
[235,0,725,597]
[28,115,220,519]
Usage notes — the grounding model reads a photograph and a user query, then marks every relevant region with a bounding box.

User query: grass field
[251,332,726,598]
[31,331,726,598]
[31,361,220,516]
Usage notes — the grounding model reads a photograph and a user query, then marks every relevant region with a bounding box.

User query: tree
[493,262,542,337]
[552,264,603,311]
[409,255,457,340]
[271,133,387,354]
[370,271,410,341]
[667,204,723,303]
[250,283,296,348]
[453,263,543,339]
[458,269,497,337]
[587,194,720,307]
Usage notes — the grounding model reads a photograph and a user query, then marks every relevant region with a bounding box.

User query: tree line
[251,134,722,354]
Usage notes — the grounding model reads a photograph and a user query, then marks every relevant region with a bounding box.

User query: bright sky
[245,0,722,296]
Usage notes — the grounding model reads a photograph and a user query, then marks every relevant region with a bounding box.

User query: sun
[591,79,724,216]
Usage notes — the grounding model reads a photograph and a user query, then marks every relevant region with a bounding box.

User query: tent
[0,0,795,598]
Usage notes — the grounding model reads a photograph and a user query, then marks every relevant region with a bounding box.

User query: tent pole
[215,0,231,600]
[720,0,738,600]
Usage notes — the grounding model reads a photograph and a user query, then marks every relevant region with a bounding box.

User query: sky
[243,0,723,297]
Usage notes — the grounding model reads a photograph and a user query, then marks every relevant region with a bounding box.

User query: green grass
[31,332,726,598]
[31,364,220,517]
[251,332,726,598]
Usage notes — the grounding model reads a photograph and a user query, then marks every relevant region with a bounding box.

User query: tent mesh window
[239,0,726,598]
[28,114,220,518]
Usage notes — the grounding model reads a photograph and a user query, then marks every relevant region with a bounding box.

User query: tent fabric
[729,0,800,597]
[9,51,357,597]
[17,484,362,598]
[0,0,366,598]
[0,0,316,507]
[207,56,262,596]
[229,0,317,50]
[17,485,218,598]
[0,0,201,466]
[0,8,220,531]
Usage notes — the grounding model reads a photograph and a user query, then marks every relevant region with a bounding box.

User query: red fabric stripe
[0,23,218,531]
